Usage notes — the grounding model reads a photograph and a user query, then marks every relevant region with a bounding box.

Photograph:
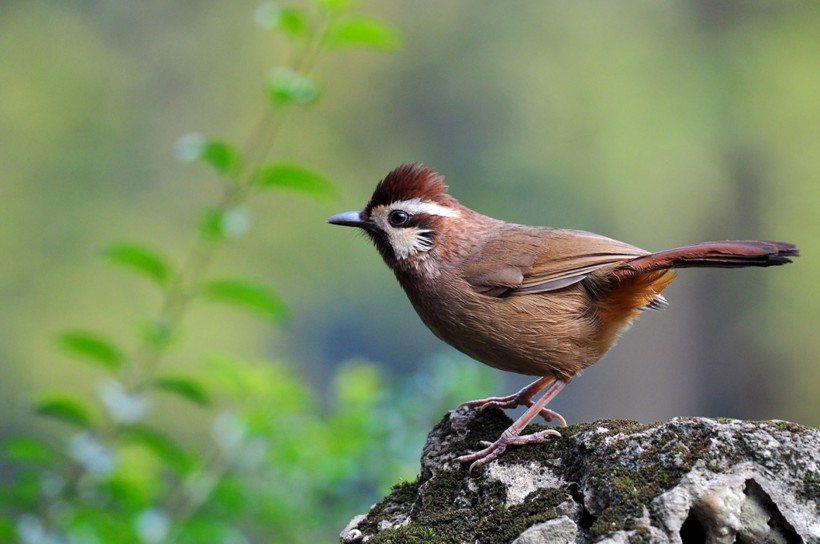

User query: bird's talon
[541,409,568,427]
[522,429,561,443]
[456,427,561,470]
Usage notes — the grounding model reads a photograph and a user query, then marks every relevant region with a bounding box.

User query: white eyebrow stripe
[388,198,460,218]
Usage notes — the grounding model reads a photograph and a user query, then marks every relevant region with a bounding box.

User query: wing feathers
[460,227,646,297]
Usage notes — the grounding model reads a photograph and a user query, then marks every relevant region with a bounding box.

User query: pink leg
[456,379,569,471]
[457,376,567,426]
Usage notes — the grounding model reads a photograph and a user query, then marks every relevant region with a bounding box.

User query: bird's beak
[327,211,374,231]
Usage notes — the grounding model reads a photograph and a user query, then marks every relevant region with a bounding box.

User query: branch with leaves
[0,2,401,542]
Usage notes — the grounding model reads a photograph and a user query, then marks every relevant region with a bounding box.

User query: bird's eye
[388,210,410,227]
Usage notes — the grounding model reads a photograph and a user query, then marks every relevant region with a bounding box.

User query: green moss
[769,420,807,434]
[390,480,422,504]
[370,524,437,544]
[362,409,578,543]
[801,471,820,503]
[373,487,568,544]
[357,479,422,536]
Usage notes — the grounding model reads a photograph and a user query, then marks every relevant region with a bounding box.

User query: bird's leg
[456,379,568,471]
[457,376,567,426]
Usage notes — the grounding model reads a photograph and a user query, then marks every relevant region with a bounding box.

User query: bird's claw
[540,409,568,427]
[456,427,561,472]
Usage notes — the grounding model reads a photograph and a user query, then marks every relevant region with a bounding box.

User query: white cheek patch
[387,227,434,260]
[370,199,455,260]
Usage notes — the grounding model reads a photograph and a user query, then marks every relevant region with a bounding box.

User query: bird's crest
[365,163,452,214]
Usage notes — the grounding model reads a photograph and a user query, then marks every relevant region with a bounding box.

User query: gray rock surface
[341,408,820,543]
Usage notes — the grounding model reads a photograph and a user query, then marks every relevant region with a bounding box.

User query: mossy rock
[342,409,820,543]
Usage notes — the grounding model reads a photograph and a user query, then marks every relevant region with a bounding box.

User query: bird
[327,163,799,470]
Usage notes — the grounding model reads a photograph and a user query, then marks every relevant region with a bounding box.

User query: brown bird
[328,164,799,470]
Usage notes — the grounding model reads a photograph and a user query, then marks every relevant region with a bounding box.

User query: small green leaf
[56,331,125,370]
[3,437,55,464]
[103,242,172,287]
[121,426,194,473]
[175,133,241,175]
[34,394,94,428]
[266,68,319,107]
[325,18,402,52]
[200,207,252,241]
[255,4,310,37]
[254,163,336,201]
[201,140,241,175]
[201,279,288,324]
[154,376,210,406]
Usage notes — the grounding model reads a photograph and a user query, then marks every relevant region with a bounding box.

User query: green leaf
[201,279,288,324]
[325,18,402,52]
[103,242,172,287]
[154,376,210,406]
[201,140,241,175]
[56,330,125,370]
[175,133,241,175]
[254,163,336,201]
[34,394,94,428]
[200,207,252,241]
[121,426,194,473]
[255,4,310,37]
[266,68,319,107]
[3,437,55,464]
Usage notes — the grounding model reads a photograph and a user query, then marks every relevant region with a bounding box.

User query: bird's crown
[364,163,454,214]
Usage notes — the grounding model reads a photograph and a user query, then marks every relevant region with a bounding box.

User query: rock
[339,408,820,543]
[512,516,578,543]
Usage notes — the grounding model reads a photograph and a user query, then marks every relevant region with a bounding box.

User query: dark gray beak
[327,211,373,230]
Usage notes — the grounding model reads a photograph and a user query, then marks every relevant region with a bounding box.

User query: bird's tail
[617,240,799,277]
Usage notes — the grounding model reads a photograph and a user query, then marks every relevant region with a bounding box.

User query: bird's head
[328,164,467,271]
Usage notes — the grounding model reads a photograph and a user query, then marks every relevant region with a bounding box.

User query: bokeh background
[2,0,819,540]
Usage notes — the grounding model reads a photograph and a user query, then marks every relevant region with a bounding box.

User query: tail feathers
[644,294,669,311]
[618,240,799,277]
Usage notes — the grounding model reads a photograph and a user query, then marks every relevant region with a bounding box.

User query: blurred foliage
[1,0,819,541]
[0,1,496,542]
[2,353,494,542]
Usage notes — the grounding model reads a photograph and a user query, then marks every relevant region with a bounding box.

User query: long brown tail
[618,240,799,276]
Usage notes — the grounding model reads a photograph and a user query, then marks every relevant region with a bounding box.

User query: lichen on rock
[341,408,820,543]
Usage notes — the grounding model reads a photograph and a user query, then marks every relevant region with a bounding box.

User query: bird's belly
[409,285,602,379]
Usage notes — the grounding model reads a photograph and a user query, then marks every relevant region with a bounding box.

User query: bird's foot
[455,426,561,471]
[457,393,567,426]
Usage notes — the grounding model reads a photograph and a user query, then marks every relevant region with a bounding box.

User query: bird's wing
[460,227,647,297]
